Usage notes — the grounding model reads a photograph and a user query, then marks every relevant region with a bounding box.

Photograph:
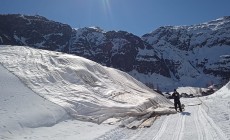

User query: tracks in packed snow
[95,99,228,140]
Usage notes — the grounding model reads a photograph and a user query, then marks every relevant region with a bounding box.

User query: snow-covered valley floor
[1,66,229,140]
[0,46,230,140]
[95,98,229,140]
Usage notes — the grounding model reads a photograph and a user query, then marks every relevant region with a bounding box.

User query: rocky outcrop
[0,14,72,51]
[0,14,230,91]
[142,16,230,89]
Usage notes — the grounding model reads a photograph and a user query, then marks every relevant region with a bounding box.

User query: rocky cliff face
[0,14,230,91]
[142,17,230,90]
[69,27,170,77]
[0,14,72,51]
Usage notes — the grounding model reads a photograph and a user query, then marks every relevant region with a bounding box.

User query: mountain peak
[0,14,230,91]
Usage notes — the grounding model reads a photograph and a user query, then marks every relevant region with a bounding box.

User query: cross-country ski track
[95,98,228,140]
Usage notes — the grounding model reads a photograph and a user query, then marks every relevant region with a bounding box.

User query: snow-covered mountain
[0,14,230,91]
[142,17,230,90]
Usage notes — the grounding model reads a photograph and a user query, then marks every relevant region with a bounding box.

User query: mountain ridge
[0,14,229,91]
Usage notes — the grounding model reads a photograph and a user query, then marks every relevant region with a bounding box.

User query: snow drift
[208,81,230,98]
[202,81,230,138]
[0,64,68,135]
[0,45,174,124]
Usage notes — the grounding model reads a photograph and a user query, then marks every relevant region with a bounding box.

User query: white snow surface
[202,81,230,138]
[1,45,230,140]
[0,45,173,123]
[0,63,116,140]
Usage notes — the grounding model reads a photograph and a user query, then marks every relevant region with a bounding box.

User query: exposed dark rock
[1,14,230,90]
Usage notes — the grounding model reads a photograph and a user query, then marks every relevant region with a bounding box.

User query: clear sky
[1,0,230,36]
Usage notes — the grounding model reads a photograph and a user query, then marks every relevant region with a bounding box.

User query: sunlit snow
[0,45,229,140]
[0,45,174,124]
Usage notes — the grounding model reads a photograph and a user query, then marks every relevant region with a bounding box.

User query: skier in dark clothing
[172,89,182,112]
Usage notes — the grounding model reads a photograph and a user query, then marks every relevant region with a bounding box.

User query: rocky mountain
[142,17,230,90]
[0,14,230,91]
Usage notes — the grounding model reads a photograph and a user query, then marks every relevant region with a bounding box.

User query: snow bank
[208,81,230,98]
[0,45,174,124]
[202,81,230,138]
[176,86,208,96]
[0,64,67,136]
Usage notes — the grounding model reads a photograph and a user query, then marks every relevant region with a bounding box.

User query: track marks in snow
[95,126,149,140]
[151,116,169,140]
[155,112,185,140]
[191,105,228,140]
[205,98,230,138]
[194,105,205,140]
[198,105,228,140]
[172,114,185,140]
[95,99,228,140]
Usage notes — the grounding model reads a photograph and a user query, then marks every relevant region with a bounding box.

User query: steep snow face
[142,17,230,90]
[0,45,173,124]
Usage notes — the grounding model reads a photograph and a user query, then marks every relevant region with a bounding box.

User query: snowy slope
[202,81,230,138]
[208,81,230,98]
[0,62,118,140]
[0,45,173,124]
[1,45,230,140]
[0,64,67,136]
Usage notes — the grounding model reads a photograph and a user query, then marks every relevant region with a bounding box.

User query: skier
[172,89,182,112]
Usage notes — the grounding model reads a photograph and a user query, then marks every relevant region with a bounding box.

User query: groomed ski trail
[95,98,228,140]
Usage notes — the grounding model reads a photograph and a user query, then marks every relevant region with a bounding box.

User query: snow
[19,14,32,25]
[0,45,229,140]
[111,38,129,55]
[0,36,3,43]
[129,69,175,91]
[202,81,230,138]
[95,96,229,140]
[176,86,207,96]
[74,27,106,46]
[140,17,230,91]
[0,64,67,137]
[44,33,63,40]
[141,43,230,91]
[13,35,27,45]
[136,48,158,62]
[0,45,173,121]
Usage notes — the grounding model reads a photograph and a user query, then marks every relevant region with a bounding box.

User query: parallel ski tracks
[194,105,205,140]
[95,99,228,140]
[172,113,185,140]
[151,116,169,140]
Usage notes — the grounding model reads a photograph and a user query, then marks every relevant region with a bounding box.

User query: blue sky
[1,0,230,36]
